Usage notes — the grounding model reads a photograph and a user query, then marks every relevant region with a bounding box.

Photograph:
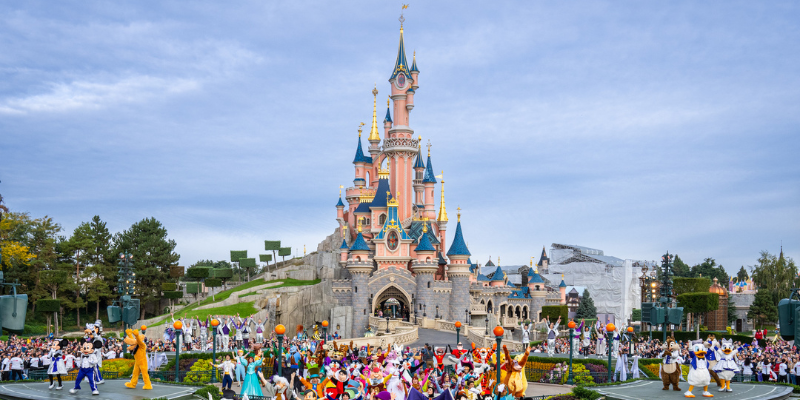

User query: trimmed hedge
[239,258,256,269]
[278,247,291,256]
[186,267,210,279]
[185,282,202,294]
[209,268,233,279]
[163,291,183,299]
[677,292,719,314]
[37,299,61,312]
[162,282,177,291]
[230,250,248,263]
[264,241,281,251]
[205,278,222,288]
[170,266,185,278]
[259,254,272,262]
[674,277,711,295]
[541,305,569,323]
[527,355,608,368]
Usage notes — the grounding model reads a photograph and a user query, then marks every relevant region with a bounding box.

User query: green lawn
[162,301,259,323]
[149,278,320,327]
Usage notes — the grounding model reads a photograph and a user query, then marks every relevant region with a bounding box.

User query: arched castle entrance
[372,283,412,321]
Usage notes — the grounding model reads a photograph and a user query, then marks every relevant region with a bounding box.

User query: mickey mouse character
[69,340,100,395]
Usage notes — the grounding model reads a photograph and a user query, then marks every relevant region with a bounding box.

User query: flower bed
[102,358,136,378]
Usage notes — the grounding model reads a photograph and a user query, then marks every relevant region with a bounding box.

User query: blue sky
[2,1,798,273]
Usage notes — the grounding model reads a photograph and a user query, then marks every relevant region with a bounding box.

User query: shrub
[102,359,136,377]
[205,278,222,288]
[184,358,214,383]
[187,267,210,279]
[37,299,61,312]
[541,305,569,323]
[163,291,183,299]
[162,282,177,291]
[571,386,602,400]
[195,384,221,400]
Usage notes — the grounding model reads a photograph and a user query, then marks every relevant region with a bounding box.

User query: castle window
[379,214,387,225]
[364,309,366,315]
[354,286,358,293]
[427,282,431,288]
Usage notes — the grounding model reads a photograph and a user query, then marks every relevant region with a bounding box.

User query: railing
[25,370,121,382]
[524,368,610,385]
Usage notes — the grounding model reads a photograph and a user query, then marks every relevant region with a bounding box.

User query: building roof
[528,270,545,284]
[536,246,550,267]
[559,278,567,288]
[410,53,419,73]
[407,221,440,245]
[390,26,411,80]
[414,148,425,169]
[350,232,371,252]
[384,107,392,123]
[477,274,491,282]
[336,197,345,207]
[414,229,436,252]
[446,221,471,256]
[485,259,495,267]
[369,178,392,209]
[352,136,373,164]
[490,266,505,282]
[437,251,448,265]
[423,155,437,183]
[354,199,372,214]
[551,243,625,267]
[340,239,349,249]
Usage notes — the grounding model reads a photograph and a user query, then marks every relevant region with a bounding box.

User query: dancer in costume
[47,338,68,390]
[241,315,251,349]
[240,355,264,397]
[69,341,100,395]
[235,349,247,387]
[594,321,606,356]
[254,318,266,344]
[684,340,713,398]
[222,317,233,351]
[197,317,209,350]
[713,338,739,393]
[123,328,153,390]
[210,355,236,390]
[544,315,561,356]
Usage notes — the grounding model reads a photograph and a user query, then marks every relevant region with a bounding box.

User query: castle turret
[437,172,448,254]
[347,220,373,337]
[489,265,506,287]
[559,275,567,305]
[352,126,372,188]
[413,140,425,213]
[339,225,349,266]
[423,147,437,221]
[446,211,471,321]
[412,221,438,319]
[336,193,345,223]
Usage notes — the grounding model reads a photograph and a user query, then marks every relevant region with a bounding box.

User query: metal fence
[524,367,611,385]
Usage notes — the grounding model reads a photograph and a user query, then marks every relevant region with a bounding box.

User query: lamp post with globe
[493,326,504,398]
[275,324,286,376]
[210,318,220,383]
[173,320,183,382]
[455,321,462,345]
[606,323,615,382]
[322,320,329,341]
[567,320,576,385]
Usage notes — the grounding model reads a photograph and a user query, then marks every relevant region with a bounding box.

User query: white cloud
[0,75,199,114]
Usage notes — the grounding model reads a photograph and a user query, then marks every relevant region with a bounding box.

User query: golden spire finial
[530,257,534,267]
[437,170,448,222]
[369,86,380,141]
[339,185,343,197]
[387,95,390,108]
[422,220,428,233]
[357,218,363,233]
[457,206,461,222]
[358,122,365,137]
[426,139,432,157]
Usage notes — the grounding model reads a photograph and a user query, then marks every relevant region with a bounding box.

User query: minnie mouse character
[47,339,68,390]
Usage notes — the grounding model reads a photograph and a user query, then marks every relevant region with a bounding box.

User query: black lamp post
[660,252,674,342]
[465,309,469,326]
[423,304,426,317]
[485,315,489,336]
[210,319,219,383]
[385,316,390,333]
[435,305,439,319]
[276,324,285,376]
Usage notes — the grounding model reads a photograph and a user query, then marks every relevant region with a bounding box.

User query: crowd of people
[1,312,799,399]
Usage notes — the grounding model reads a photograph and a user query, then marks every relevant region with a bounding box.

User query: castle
[330,20,560,338]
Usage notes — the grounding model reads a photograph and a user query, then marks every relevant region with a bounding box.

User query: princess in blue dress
[240,356,264,397]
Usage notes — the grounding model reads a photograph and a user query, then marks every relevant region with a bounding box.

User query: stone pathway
[407,328,459,348]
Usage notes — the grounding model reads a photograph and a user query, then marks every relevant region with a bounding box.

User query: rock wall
[276,280,340,334]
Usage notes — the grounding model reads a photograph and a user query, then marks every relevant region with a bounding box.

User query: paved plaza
[0,380,198,400]
[591,380,793,400]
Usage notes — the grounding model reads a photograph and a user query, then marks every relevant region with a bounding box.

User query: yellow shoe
[124,382,136,389]
[143,384,153,390]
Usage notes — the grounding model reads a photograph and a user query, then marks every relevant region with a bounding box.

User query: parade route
[0,380,198,400]
[591,380,793,400]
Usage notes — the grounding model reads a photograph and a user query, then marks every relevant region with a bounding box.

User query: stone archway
[372,283,413,320]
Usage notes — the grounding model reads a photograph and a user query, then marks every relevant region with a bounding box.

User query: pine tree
[575,289,597,319]
[736,266,749,282]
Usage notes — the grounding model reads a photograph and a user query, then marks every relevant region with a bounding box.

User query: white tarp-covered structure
[542,243,644,323]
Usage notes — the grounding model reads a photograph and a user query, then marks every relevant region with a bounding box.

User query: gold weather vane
[427,139,432,157]
[339,185,344,196]
[400,4,409,25]
[358,122,365,137]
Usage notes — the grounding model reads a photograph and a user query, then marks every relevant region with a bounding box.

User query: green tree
[727,296,737,325]
[67,216,117,322]
[114,217,180,319]
[750,250,798,304]
[575,289,597,319]
[736,266,749,282]
[677,292,719,333]
[748,288,778,329]
[690,258,730,284]
[672,254,691,277]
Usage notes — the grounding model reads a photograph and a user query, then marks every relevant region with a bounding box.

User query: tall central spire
[368,86,380,141]
[390,23,410,79]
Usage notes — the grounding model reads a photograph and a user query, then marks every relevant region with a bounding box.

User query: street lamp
[567,320,576,385]
[322,320,329,341]
[485,315,489,336]
[173,320,183,382]
[455,321,462,345]
[493,326,504,398]
[385,316,390,334]
[627,326,635,360]
[465,309,469,326]
[210,318,219,383]
[606,323,615,382]
[435,305,439,319]
[275,324,286,376]
[660,253,675,342]
[423,304,427,317]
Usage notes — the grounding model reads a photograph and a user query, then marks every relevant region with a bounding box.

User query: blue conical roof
[369,178,392,209]
[413,148,425,169]
[410,56,419,73]
[336,197,345,207]
[350,232,370,252]
[559,279,567,288]
[352,136,372,164]
[384,107,392,123]
[490,266,505,281]
[340,239,349,249]
[390,27,410,80]
[422,155,436,183]
[415,231,435,252]
[446,221,470,257]
[528,269,544,284]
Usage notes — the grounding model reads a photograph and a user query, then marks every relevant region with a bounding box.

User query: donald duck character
[685,340,713,398]
[712,338,739,392]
